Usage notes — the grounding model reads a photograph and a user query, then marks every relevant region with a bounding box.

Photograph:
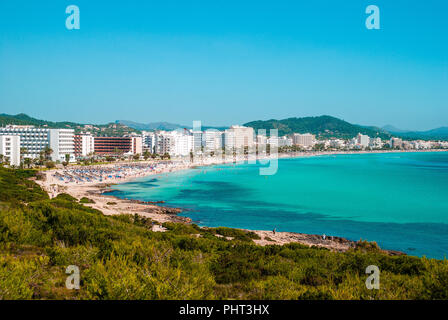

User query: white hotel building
[142,131,156,153]
[293,133,316,147]
[225,125,255,150]
[0,125,49,159]
[0,135,21,166]
[74,133,95,157]
[0,125,75,162]
[170,130,194,156]
[49,129,75,162]
[204,130,223,152]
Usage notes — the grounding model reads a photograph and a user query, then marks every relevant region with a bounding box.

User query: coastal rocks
[142,205,182,215]
[383,250,406,256]
[250,229,405,255]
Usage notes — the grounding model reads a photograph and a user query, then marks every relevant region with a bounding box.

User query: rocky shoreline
[84,183,404,256]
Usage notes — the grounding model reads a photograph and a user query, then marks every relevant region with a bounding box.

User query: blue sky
[0,0,447,130]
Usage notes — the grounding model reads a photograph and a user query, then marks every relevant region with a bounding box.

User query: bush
[80,197,95,204]
[45,161,55,169]
[210,227,261,241]
[54,193,77,202]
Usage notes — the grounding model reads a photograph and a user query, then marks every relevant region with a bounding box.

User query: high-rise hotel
[0,135,20,166]
[93,136,142,155]
[74,133,95,158]
[0,125,75,162]
[224,125,255,150]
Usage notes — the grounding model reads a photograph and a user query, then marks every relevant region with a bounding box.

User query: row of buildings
[0,125,144,166]
[0,124,314,165]
[330,133,448,150]
[141,125,261,156]
[1,124,447,166]
[0,126,77,166]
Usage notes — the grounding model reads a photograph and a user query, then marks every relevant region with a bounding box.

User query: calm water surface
[110,152,448,259]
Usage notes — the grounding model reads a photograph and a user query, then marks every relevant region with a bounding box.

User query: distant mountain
[383,126,448,140]
[116,120,187,131]
[244,115,391,139]
[117,120,228,132]
[382,125,408,133]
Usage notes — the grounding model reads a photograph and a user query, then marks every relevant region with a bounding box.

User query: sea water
[110,152,448,259]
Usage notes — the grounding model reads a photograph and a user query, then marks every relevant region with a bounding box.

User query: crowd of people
[51,161,188,184]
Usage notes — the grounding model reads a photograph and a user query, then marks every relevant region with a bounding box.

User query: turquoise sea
[110,152,448,259]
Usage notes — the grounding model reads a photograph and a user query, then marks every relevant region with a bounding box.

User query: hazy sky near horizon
[0,0,447,130]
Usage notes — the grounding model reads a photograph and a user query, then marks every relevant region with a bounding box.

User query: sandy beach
[35,149,446,254]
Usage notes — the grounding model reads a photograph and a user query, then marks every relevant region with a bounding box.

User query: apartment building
[142,131,156,153]
[0,125,75,162]
[256,134,268,146]
[293,133,316,147]
[225,125,255,149]
[369,137,383,148]
[390,137,403,149]
[329,139,346,148]
[192,130,203,153]
[48,129,75,162]
[0,125,49,159]
[356,133,370,147]
[93,137,137,155]
[0,135,20,166]
[150,131,170,155]
[131,136,143,155]
[74,133,95,157]
[170,130,194,156]
[204,130,223,152]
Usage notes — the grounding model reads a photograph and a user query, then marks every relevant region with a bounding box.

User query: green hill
[0,113,140,136]
[0,113,79,128]
[244,115,391,139]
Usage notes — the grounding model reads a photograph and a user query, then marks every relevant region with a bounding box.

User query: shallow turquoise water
[110,152,448,259]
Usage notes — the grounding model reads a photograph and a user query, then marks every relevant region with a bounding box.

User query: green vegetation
[0,167,447,299]
[79,197,95,204]
[0,113,140,136]
[244,115,391,139]
[0,113,80,129]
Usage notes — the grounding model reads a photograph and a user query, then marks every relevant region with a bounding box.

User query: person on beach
[273,228,276,235]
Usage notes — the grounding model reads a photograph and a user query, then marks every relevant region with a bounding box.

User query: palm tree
[24,157,32,169]
[43,146,53,160]
[20,147,28,161]
[16,147,28,168]
[63,154,71,167]
[32,157,40,167]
